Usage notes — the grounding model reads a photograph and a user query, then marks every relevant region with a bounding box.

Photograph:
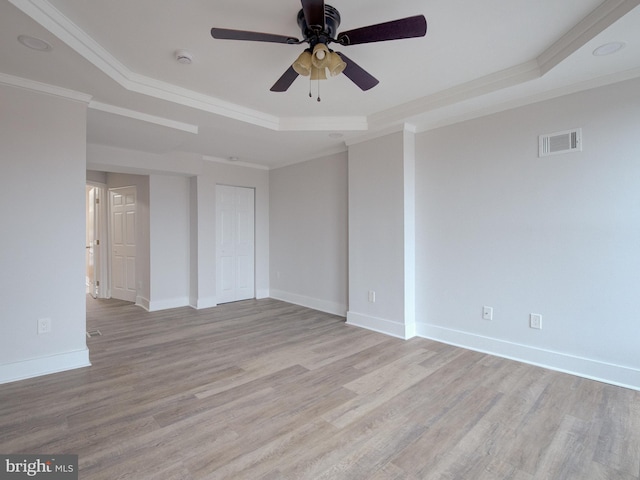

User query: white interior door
[110,186,137,302]
[216,185,255,304]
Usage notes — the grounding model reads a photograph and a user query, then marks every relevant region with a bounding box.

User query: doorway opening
[85,183,107,298]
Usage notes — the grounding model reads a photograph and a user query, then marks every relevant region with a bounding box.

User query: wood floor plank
[593,385,640,477]
[322,349,436,428]
[0,297,638,480]
[367,462,417,480]
[391,385,503,477]
[533,414,599,480]
[189,419,338,480]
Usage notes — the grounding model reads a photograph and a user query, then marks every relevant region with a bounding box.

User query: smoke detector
[175,49,193,64]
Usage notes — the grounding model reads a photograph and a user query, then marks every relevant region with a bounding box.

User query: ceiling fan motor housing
[297,4,341,47]
[210,0,426,93]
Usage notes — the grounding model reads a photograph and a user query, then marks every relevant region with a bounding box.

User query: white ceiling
[2,0,640,168]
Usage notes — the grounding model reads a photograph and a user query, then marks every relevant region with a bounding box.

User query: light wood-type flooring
[1,297,639,479]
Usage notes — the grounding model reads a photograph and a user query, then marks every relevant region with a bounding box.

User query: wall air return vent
[539,128,582,157]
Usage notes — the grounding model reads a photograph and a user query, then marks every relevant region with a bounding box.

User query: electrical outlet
[482,306,493,321]
[368,290,376,303]
[37,317,52,334]
[530,313,542,330]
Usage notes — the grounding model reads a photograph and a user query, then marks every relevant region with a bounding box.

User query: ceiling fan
[210,0,427,94]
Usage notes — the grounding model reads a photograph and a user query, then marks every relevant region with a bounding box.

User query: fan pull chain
[308,76,321,102]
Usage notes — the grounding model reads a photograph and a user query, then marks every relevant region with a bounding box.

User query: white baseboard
[190,296,217,310]
[417,323,640,391]
[256,288,270,300]
[0,348,91,385]
[148,296,190,312]
[346,311,414,340]
[270,289,347,316]
[135,295,150,311]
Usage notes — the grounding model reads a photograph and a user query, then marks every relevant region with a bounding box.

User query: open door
[86,186,100,298]
[110,186,137,302]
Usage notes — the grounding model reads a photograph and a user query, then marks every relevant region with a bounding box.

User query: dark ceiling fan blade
[270,66,300,92]
[335,52,379,91]
[336,15,427,45]
[211,28,299,44]
[301,0,325,30]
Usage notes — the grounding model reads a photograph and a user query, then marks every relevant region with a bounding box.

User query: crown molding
[9,1,130,87]
[8,0,282,130]
[279,116,368,131]
[89,101,199,134]
[369,0,639,131]
[124,71,281,130]
[8,0,639,136]
[368,60,541,130]
[5,0,542,134]
[0,71,92,103]
[537,0,640,75]
[414,66,640,134]
[202,155,270,170]
[9,0,371,133]
[344,123,417,148]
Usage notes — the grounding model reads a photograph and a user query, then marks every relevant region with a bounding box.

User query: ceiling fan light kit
[312,43,330,69]
[327,51,346,76]
[310,65,327,80]
[210,0,427,97]
[293,50,312,76]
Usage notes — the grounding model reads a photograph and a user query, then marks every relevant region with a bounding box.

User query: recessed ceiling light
[592,41,626,56]
[17,35,52,52]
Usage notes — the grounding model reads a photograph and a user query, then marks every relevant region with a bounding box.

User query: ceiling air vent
[539,128,582,157]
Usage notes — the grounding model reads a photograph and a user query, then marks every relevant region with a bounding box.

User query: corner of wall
[271,289,346,317]
[346,311,415,340]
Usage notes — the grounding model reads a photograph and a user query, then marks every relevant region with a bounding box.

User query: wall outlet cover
[37,317,52,334]
[530,313,542,329]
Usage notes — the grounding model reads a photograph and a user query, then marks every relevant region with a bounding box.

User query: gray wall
[3,73,638,388]
[269,153,348,315]
[416,76,640,387]
[347,132,416,338]
[149,174,191,310]
[0,84,89,383]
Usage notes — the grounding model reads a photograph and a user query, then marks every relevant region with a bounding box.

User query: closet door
[216,185,255,303]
